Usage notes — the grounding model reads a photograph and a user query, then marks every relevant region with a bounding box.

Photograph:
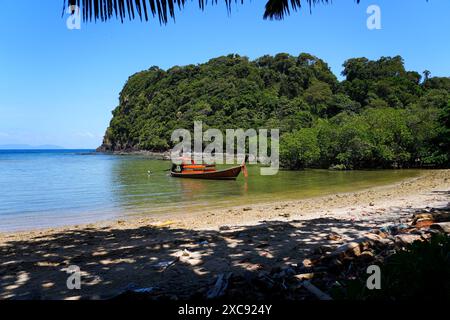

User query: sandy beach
[1,169,449,300]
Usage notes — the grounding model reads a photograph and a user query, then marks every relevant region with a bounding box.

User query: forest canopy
[99,53,450,169]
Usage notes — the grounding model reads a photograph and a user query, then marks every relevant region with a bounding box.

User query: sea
[0,149,422,232]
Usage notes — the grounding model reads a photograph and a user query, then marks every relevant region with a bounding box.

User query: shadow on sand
[0,216,379,300]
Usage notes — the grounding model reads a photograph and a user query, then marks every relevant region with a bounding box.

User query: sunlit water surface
[0,150,423,231]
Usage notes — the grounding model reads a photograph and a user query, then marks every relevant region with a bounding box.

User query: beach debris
[133,287,157,294]
[379,224,408,235]
[116,205,450,301]
[207,272,232,299]
[294,273,315,281]
[394,234,423,245]
[243,207,253,211]
[314,245,336,255]
[326,233,342,241]
[302,259,314,268]
[329,241,362,258]
[413,213,434,223]
[175,249,204,266]
[414,219,434,228]
[153,257,179,271]
[123,283,159,294]
[412,212,435,229]
[358,250,375,262]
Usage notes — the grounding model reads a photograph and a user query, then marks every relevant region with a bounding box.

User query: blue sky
[1,0,450,149]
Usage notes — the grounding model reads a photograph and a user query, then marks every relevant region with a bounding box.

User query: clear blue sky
[1,0,450,148]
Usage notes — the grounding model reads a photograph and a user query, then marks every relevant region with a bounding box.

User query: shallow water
[0,150,422,232]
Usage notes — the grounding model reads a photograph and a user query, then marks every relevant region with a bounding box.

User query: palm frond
[264,0,361,20]
[63,0,360,24]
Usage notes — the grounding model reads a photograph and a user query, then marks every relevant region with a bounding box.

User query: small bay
[0,150,422,232]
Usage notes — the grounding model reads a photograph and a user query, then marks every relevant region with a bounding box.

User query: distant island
[0,144,65,150]
[98,53,450,170]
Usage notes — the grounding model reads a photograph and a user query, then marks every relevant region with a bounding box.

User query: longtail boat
[170,159,248,180]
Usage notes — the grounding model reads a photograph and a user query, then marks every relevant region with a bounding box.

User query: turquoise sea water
[0,150,422,232]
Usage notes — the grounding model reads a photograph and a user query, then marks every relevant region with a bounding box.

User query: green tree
[280,128,320,169]
[99,53,449,170]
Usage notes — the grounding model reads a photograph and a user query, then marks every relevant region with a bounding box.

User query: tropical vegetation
[99,53,450,169]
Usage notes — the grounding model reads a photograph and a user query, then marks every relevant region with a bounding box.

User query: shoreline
[96,149,171,159]
[0,169,449,299]
[2,169,448,237]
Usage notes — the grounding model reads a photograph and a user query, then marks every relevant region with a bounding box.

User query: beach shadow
[0,217,374,300]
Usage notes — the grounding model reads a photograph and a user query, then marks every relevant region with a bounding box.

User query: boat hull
[170,165,242,180]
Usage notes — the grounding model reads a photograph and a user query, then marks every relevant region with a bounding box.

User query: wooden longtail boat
[170,165,244,180]
[170,161,247,180]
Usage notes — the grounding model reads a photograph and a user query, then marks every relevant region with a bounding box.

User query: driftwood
[328,234,382,259]
[119,207,450,301]
[207,272,232,299]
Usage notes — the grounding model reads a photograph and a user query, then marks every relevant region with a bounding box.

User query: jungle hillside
[98,53,450,169]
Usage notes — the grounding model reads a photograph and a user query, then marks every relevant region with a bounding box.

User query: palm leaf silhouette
[63,0,362,24]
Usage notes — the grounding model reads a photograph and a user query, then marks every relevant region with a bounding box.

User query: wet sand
[0,169,449,299]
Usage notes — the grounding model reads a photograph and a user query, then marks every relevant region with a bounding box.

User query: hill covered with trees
[98,53,450,169]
